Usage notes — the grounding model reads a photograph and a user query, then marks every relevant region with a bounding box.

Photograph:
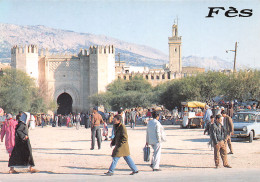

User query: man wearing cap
[90,107,104,150]
[221,110,234,154]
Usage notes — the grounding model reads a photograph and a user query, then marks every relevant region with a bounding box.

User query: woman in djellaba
[8,112,38,174]
[1,114,18,157]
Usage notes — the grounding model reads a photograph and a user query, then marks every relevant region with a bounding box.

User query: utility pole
[226,42,238,73]
[233,42,237,72]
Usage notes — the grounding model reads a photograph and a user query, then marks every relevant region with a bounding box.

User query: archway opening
[57,92,73,115]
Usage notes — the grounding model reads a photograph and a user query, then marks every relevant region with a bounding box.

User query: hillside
[0,23,167,67]
[0,23,245,70]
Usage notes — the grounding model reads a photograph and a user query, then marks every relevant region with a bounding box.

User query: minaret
[168,23,182,73]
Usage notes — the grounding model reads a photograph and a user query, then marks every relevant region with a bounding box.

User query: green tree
[160,76,201,110]
[106,79,126,94]
[225,70,260,102]
[196,72,228,102]
[0,68,47,114]
[90,76,155,111]
[159,72,229,110]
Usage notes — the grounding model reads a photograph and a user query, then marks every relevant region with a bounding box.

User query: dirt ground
[0,124,260,175]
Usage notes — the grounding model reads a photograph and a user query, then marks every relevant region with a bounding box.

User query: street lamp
[226,42,238,73]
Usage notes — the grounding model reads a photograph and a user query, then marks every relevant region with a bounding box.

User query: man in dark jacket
[210,114,232,168]
[221,110,234,154]
[104,114,138,176]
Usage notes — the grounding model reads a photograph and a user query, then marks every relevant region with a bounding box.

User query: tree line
[90,70,260,111]
[0,68,258,113]
[0,68,56,114]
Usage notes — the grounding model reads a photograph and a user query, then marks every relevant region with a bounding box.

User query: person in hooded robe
[85,112,90,129]
[8,112,38,174]
[1,114,18,157]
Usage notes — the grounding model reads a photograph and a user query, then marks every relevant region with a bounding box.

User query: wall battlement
[78,49,89,57]
[11,45,38,54]
[12,45,115,58]
[89,45,115,55]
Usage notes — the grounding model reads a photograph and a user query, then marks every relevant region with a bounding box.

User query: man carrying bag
[145,111,165,171]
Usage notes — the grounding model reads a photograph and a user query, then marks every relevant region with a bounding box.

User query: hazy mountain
[182,56,247,71]
[0,23,246,70]
[0,23,167,67]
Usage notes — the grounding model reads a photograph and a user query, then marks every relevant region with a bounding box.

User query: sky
[0,0,259,68]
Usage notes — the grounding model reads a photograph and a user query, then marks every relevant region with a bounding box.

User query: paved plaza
[1,125,260,181]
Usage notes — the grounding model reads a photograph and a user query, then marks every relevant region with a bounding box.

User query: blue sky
[0,0,259,68]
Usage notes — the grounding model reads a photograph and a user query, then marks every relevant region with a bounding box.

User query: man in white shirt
[146,111,163,171]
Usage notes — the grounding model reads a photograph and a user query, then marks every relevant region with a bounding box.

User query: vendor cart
[181,101,205,128]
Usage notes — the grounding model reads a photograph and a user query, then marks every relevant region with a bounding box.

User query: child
[103,122,108,140]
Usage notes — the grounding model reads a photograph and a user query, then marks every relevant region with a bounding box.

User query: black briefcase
[143,145,150,162]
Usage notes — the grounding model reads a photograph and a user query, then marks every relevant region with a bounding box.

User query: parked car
[232,110,260,143]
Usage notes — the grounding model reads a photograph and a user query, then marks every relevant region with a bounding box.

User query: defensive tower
[89,45,115,95]
[11,45,39,81]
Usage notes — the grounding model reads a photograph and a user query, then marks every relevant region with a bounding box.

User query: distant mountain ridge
[0,23,245,70]
[182,56,247,71]
[0,23,168,67]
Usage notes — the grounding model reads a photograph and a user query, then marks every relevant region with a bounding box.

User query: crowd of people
[0,102,259,174]
[0,106,166,175]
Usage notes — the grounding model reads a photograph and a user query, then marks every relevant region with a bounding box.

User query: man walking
[76,113,81,130]
[90,107,103,150]
[203,105,212,128]
[221,110,234,154]
[211,114,232,168]
[130,109,136,129]
[146,111,164,171]
[104,115,138,176]
[120,107,125,125]
[54,114,58,127]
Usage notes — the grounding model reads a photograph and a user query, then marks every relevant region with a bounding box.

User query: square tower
[11,45,39,82]
[88,45,115,96]
[168,24,182,73]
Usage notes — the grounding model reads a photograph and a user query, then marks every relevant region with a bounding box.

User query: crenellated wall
[116,70,182,86]
[11,44,116,113]
[11,45,39,82]
[89,45,115,95]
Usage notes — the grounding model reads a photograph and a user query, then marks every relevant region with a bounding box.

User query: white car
[232,110,260,143]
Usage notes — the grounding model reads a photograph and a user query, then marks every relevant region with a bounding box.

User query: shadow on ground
[33,148,83,151]
[0,160,8,163]
[161,152,211,156]
[62,166,130,171]
[38,152,110,156]
[162,147,209,152]
[231,137,259,143]
[136,163,215,169]
[62,140,91,142]
[184,138,210,143]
